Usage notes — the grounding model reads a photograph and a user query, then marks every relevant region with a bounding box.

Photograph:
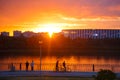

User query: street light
[39,41,42,74]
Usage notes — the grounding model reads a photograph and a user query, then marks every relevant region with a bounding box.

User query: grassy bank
[0,37,120,56]
[0,48,120,57]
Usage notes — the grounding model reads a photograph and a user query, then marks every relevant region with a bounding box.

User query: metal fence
[0,63,120,72]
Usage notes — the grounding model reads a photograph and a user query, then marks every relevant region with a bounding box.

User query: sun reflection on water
[0,56,120,71]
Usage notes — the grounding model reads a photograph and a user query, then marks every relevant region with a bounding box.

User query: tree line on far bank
[0,35,120,56]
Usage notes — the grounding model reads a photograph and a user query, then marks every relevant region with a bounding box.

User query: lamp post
[39,41,42,74]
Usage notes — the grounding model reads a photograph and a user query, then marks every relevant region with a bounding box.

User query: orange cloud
[0,0,120,34]
[108,5,120,11]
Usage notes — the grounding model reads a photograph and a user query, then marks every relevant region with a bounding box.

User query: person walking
[92,64,95,72]
[56,60,59,71]
[20,63,22,71]
[63,61,66,72]
[31,60,34,71]
[25,61,29,71]
[10,63,15,71]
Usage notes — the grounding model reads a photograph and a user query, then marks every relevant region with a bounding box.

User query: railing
[0,63,120,72]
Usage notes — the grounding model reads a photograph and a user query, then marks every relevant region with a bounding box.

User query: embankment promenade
[0,71,120,78]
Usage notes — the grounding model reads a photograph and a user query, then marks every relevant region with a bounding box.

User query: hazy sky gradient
[0,0,120,34]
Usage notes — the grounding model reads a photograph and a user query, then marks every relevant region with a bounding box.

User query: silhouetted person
[10,63,15,71]
[25,61,29,71]
[20,63,22,71]
[92,64,95,72]
[31,60,34,71]
[63,61,66,71]
[56,60,59,71]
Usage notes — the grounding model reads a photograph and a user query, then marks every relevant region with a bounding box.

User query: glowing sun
[36,23,62,37]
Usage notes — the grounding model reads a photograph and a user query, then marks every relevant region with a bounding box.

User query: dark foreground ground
[0,76,120,80]
[0,76,94,80]
[0,71,120,80]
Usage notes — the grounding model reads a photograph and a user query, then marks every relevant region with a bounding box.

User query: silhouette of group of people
[19,60,34,71]
[9,63,15,71]
[9,60,67,72]
[56,60,66,72]
[25,60,34,71]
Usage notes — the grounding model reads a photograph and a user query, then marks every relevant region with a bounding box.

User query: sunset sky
[0,0,120,35]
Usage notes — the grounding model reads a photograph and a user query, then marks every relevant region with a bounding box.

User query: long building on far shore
[62,29,120,39]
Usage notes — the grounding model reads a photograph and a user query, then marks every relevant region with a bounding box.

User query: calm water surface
[0,56,120,64]
[0,56,120,72]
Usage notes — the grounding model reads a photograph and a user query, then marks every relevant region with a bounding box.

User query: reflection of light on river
[0,56,120,64]
[0,56,120,71]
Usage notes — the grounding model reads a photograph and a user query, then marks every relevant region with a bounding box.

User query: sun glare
[36,23,62,37]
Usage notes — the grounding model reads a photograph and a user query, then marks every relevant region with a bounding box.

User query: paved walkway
[0,71,120,78]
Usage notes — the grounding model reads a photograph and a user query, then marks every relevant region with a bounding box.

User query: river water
[0,56,120,64]
[0,55,120,72]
